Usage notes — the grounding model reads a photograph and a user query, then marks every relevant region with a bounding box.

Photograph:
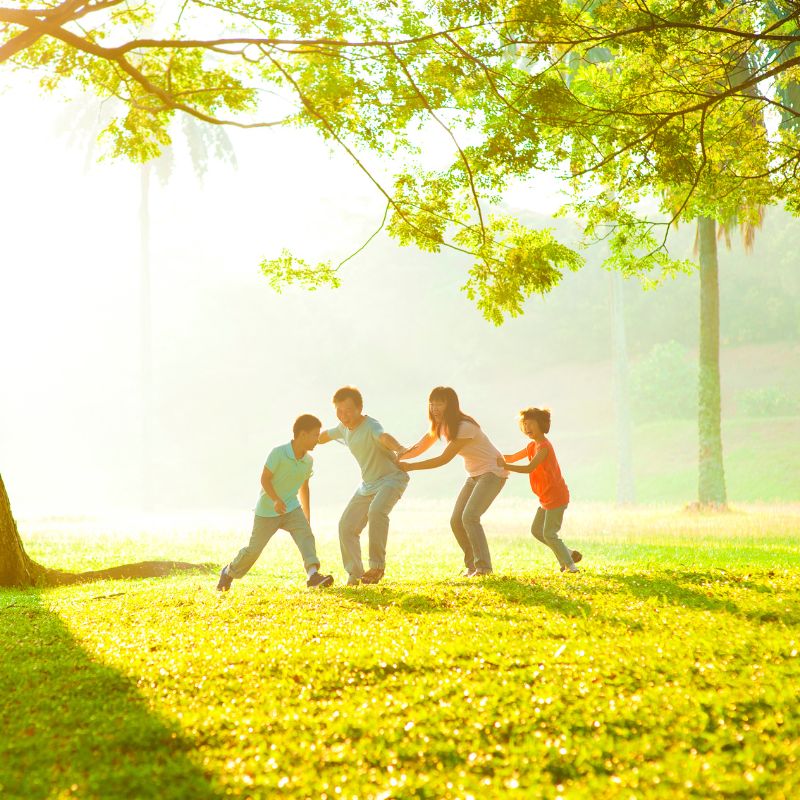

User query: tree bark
[0,473,35,587]
[697,217,728,507]
[1,473,212,589]
[610,272,636,504]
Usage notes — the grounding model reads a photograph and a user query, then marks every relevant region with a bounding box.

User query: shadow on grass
[478,576,593,618]
[0,591,222,800]
[330,585,451,614]
[607,572,800,626]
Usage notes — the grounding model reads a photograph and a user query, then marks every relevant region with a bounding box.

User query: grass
[563,416,800,503]
[2,502,800,799]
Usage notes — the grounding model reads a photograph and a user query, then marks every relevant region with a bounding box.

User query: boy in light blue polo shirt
[217,414,334,591]
[318,386,410,585]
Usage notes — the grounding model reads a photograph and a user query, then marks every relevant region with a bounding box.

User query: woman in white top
[399,386,507,576]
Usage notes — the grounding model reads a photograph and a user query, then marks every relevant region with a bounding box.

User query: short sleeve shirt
[526,437,569,509]
[255,442,313,517]
[326,415,408,494]
[456,420,508,478]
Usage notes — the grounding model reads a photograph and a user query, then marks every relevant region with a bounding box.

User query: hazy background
[2,77,799,520]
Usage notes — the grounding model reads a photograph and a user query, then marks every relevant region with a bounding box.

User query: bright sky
[0,69,570,518]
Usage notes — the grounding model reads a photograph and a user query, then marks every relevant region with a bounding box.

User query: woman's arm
[497,445,549,474]
[397,432,437,461]
[503,447,529,463]
[401,437,469,471]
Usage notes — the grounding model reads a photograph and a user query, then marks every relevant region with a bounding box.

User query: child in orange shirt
[498,407,582,573]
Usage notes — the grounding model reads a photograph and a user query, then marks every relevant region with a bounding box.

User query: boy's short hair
[293,414,322,437]
[332,385,363,409]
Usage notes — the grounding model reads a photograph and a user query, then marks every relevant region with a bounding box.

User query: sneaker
[571,550,583,564]
[460,568,474,578]
[217,566,233,592]
[307,572,334,588]
[468,569,492,577]
[361,567,385,584]
[563,564,580,574]
[346,575,362,587]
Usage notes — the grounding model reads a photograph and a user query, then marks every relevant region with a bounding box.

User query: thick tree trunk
[610,272,636,504]
[697,217,728,507]
[0,473,35,587]
[1,473,212,589]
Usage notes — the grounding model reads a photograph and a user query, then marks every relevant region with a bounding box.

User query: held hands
[273,499,287,514]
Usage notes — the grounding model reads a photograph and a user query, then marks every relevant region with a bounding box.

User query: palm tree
[57,104,237,510]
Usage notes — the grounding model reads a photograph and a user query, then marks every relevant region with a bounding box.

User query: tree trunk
[1,473,212,589]
[610,272,636,504]
[697,217,728,506]
[0,473,35,587]
[140,162,154,511]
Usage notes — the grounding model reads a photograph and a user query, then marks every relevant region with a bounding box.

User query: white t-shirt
[456,420,509,478]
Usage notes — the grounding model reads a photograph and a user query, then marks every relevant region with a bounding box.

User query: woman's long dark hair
[428,386,478,442]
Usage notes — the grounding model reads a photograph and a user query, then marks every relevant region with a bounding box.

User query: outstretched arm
[397,432,437,460]
[401,438,468,471]
[498,445,549,474]
[503,447,529,463]
[378,431,408,455]
[318,430,333,444]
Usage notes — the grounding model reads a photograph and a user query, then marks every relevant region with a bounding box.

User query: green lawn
[2,504,799,799]
[565,416,800,503]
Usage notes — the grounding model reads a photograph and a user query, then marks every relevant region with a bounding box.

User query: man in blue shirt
[217,414,334,591]
[319,386,409,585]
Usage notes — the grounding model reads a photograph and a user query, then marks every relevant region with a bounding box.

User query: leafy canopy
[3,1,800,320]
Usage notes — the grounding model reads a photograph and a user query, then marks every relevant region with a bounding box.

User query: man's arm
[261,466,287,513]
[298,478,310,522]
[378,431,408,455]
[318,430,332,444]
[401,438,469,471]
[498,445,549,474]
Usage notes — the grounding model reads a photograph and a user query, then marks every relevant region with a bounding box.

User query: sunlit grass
[2,503,799,799]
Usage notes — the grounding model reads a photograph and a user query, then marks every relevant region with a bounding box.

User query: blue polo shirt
[255,442,313,517]
[326,416,409,495]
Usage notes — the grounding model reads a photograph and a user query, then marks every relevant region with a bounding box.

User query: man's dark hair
[332,385,363,409]
[293,414,322,438]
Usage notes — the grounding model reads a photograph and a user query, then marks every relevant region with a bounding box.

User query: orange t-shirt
[526,437,570,509]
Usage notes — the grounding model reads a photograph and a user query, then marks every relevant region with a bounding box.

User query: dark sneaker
[307,572,334,588]
[361,567,385,584]
[571,550,583,564]
[346,575,362,587]
[217,566,233,592]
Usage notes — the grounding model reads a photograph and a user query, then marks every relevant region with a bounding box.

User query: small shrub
[737,387,799,417]
[631,341,697,421]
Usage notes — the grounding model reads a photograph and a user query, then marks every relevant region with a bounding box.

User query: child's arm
[261,467,286,513]
[503,447,528,463]
[299,479,311,522]
[497,445,549,474]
